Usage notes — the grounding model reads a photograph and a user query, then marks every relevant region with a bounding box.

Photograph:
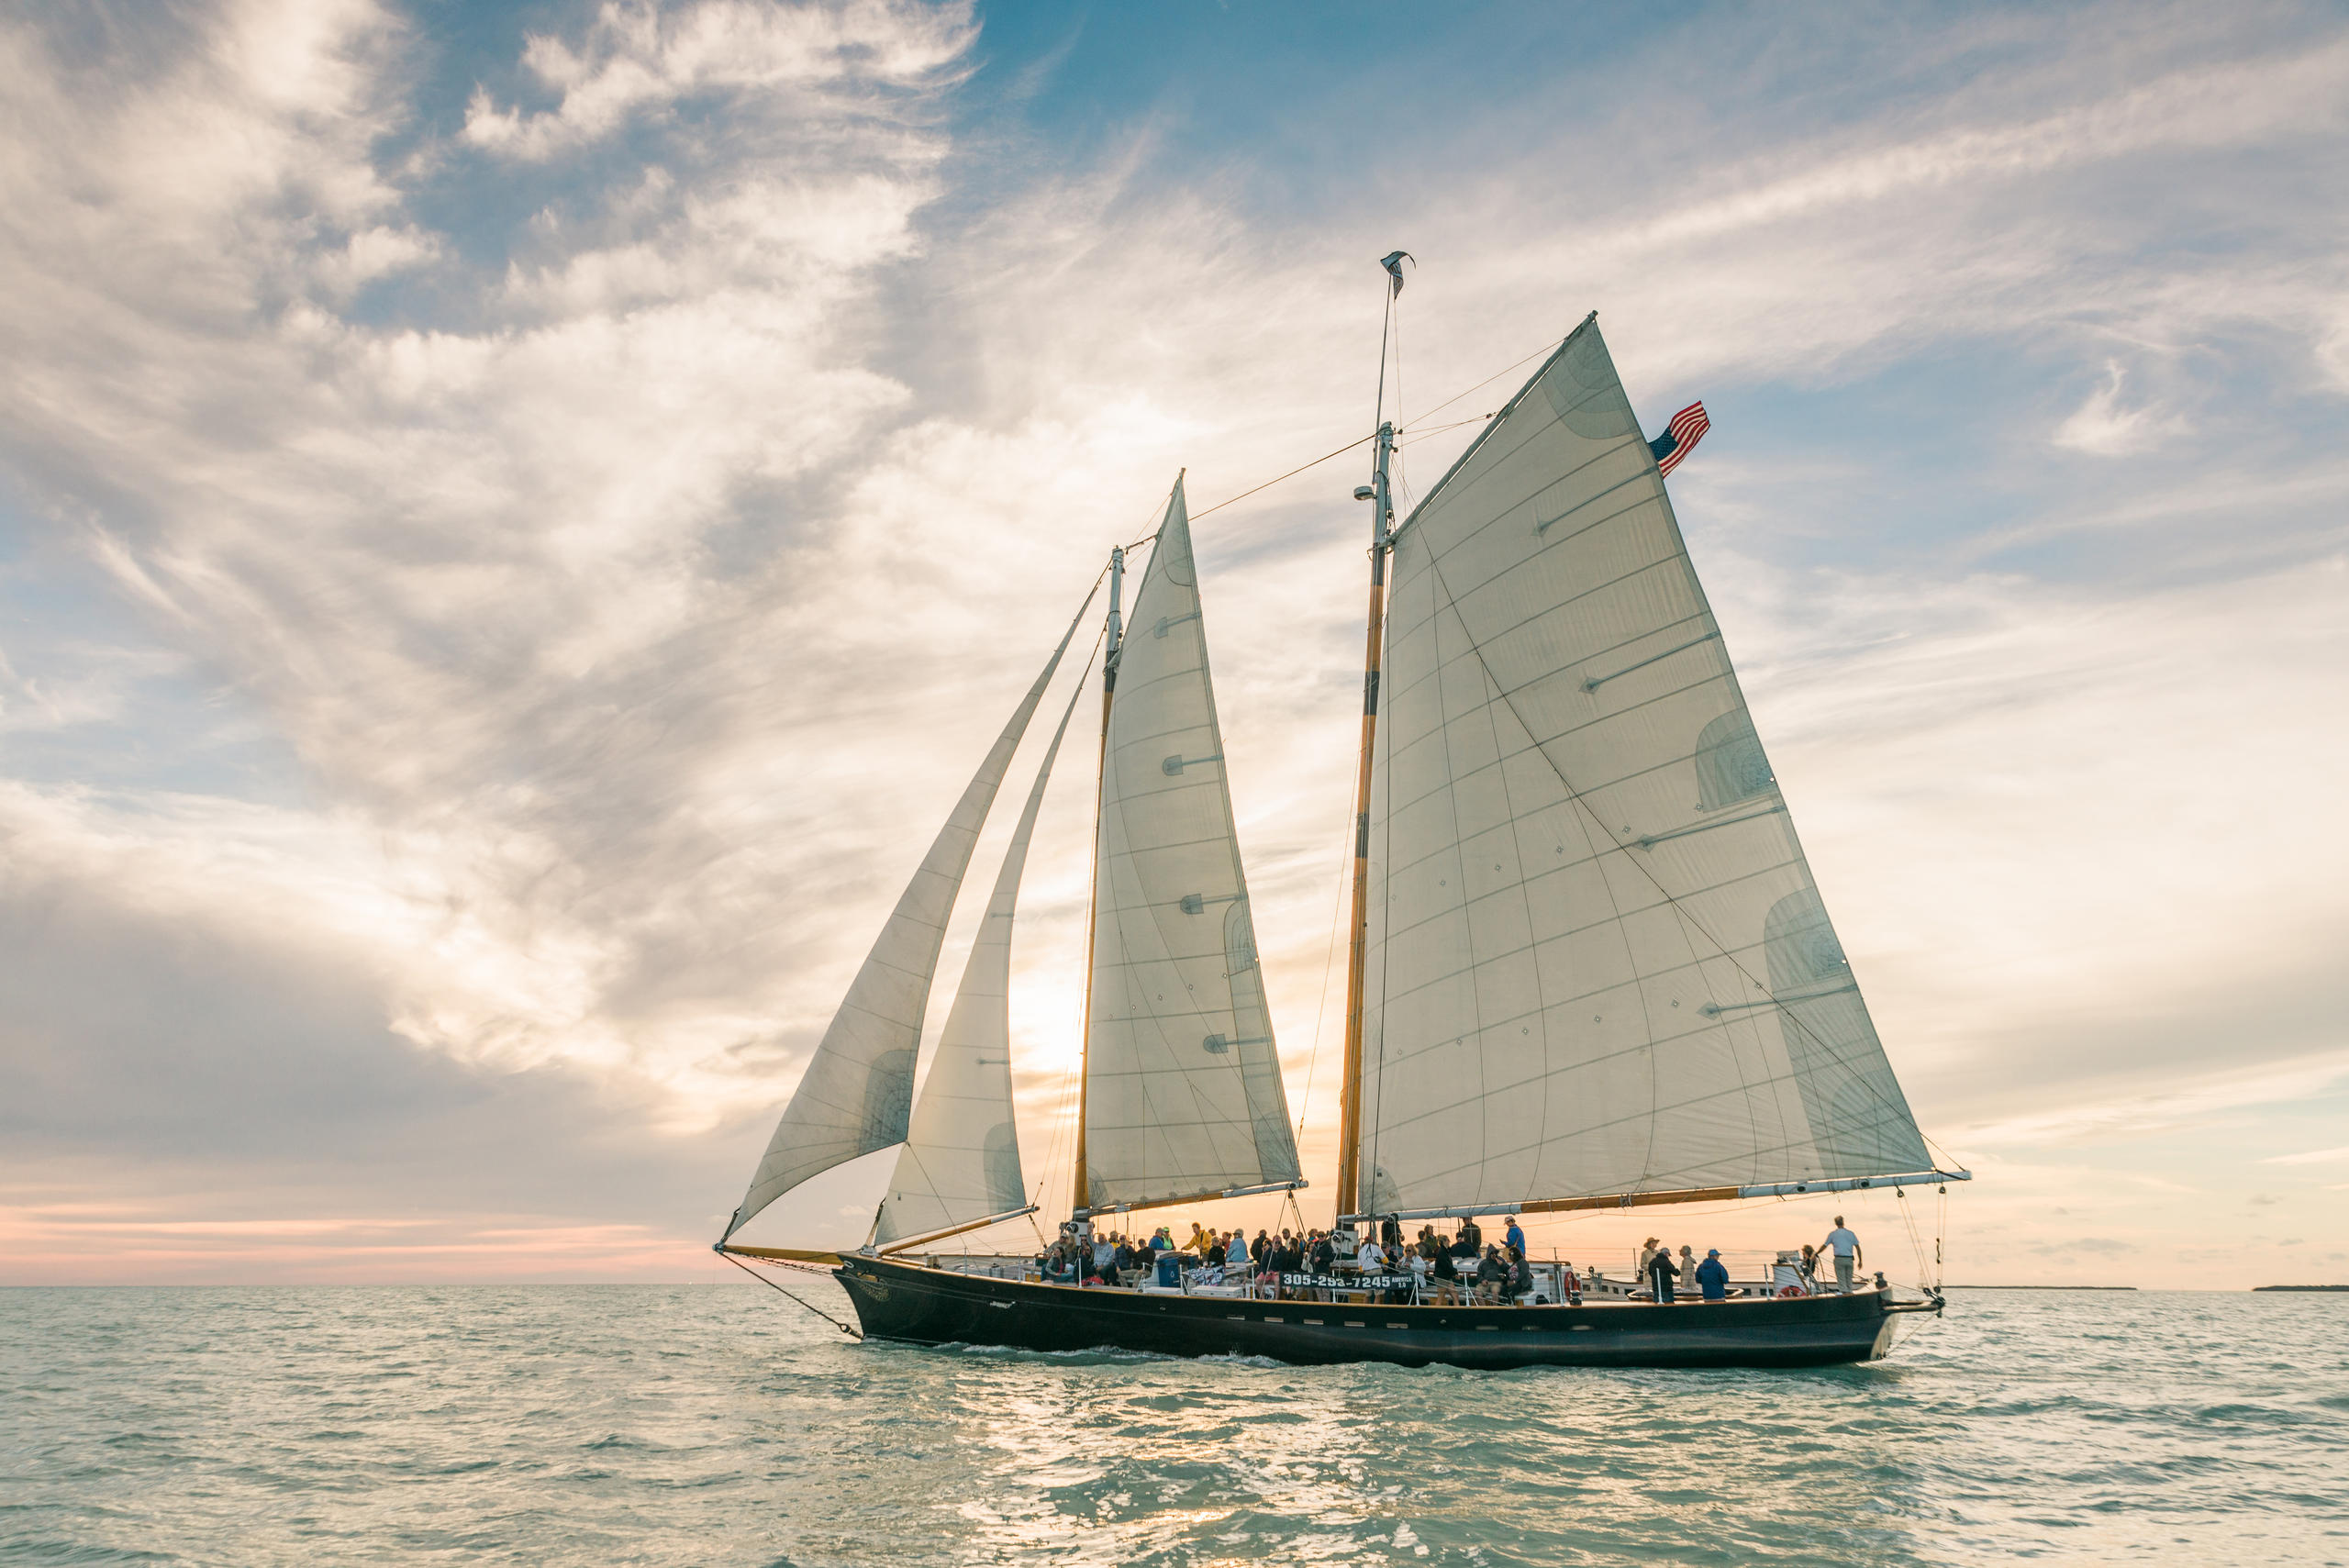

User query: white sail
[872,666,1087,1247]
[1082,480,1302,1210]
[1358,316,1931,1218]
[724,597,1094,1240]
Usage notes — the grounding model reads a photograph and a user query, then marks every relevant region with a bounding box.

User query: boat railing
[914,1248,1909,1305]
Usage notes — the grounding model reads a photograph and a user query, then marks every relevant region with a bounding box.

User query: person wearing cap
[1695,1249,1731,1301]
[1504,1216,1527,1257]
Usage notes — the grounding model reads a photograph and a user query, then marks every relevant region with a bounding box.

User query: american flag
[1649,400,1709,477]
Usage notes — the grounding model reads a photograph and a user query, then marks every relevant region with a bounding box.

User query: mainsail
[723,595,1096,1241]
[1081,480,1303,1209]
[1357,316,1932,1218]
[871,666,1089,1248]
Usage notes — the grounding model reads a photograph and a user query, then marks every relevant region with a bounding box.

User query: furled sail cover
[724,597,1094,1241]
[1357,317,1930,1216]
[872,667,1087,1246]
[1084,481,1303,1208]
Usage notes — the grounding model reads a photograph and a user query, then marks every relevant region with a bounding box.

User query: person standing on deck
[1820,1217,1863,1294]
[1431,1245,1462,1304]
[1678,1245,1698,1292]
[1695,1249,1730,1301]
[1647,1246,1680,1304]
[1504,1217,1526,1257]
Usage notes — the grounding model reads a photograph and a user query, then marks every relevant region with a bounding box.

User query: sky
[3,0,2345,1289]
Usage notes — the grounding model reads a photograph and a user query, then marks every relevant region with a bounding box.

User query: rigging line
[1120,474,1186,550]
[1408,331,1571,427]
[1157,334,1555,539]
[1398,414,1498,444]
[1392,297,1408,502]
[1293,771,1364,1140]
[718,1251,863,1339]
[1188,433,1377,523]
[1375,279,1395,433]
[1896,1186,1930,1289]
[1023,619,1112,1220]
[1936,1180,1948,1292]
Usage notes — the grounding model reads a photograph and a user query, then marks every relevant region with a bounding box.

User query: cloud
[2262,1146,2349,1165]
[2,0,2347,1281]
[2032,1237,2135,1255]
[462,0,973,161]
[2052,361,2177,454]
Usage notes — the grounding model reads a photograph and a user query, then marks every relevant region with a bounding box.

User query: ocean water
[5,1284,2343,1566]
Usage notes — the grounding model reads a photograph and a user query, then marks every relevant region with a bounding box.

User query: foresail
[724,595,1095,1241]
[1083,481,1302,1209]
[1359,317,1930,1218]
[872,664,1088,1247]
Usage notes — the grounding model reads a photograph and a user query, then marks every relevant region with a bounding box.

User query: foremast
[1072,540,1126,1216]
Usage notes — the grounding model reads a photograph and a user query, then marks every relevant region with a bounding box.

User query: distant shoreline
[1943,1284,2137,1291]
[2250,1284,2349,1292]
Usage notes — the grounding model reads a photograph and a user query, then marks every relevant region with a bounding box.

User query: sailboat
[716,295,1968,1369]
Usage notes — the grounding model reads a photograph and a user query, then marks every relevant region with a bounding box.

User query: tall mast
[1335,420,1395,1221]
[1072,541,1125,1216]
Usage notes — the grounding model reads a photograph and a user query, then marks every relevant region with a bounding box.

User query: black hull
[834,1256,1915,1370]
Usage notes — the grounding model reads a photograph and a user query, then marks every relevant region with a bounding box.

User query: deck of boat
[833,1253,1934,1370]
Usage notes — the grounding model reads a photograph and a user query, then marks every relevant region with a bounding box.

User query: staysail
[871,663,1090,1248]
[1357,316,1932,1218]
[723,594,1096,1241]
[1081,480,1303,1210]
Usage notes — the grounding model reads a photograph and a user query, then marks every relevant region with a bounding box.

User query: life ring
[1776,1284,1807,1298]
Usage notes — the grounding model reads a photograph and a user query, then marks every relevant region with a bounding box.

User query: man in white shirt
[1820,1217,1862,1294]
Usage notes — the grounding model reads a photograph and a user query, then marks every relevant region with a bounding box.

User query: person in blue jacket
[1695,1248,1731,1301]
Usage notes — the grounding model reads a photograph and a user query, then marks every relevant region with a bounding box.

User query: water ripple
[3,1286,2343,1565]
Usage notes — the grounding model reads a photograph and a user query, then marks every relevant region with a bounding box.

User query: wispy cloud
[2052,361,2179,454]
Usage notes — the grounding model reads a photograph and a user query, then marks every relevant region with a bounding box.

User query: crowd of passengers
[1038,1216,1561,1304]
[1034,1216,1869,1303]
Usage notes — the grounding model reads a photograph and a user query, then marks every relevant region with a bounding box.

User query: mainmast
[1071,541,1125,1216]
[1335,254,1412,1223]
[1335,422,1394,1220]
